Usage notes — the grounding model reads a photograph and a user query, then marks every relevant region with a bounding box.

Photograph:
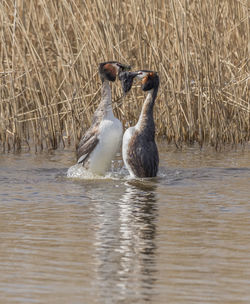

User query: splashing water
[67,164,106,179]
[66,162,128,180]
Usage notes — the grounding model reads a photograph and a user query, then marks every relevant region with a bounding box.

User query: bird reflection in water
[94,179,158,303]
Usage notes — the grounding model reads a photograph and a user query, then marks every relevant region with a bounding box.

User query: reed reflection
[94,180,158,303]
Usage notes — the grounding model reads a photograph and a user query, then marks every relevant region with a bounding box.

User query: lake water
[0,143,250,304]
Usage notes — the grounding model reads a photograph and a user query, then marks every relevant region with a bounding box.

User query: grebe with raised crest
[121,70,159,178]
[76,61,130,175]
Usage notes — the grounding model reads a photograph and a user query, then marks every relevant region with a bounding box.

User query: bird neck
[98,80,113,115]
[136,86,158,135]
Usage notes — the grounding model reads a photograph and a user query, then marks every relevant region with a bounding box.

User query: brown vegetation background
[0,0,249,152]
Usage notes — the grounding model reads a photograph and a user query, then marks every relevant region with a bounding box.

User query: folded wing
[77,127,99,165]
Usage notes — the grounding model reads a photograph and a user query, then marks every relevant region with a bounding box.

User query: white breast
[122,126,136,177]
[88,117,123,175]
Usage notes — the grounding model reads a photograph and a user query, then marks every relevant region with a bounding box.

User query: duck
[77,61,130,175]
[121,70,159,178]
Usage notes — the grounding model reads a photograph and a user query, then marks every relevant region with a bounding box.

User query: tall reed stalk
[0,0,249,152]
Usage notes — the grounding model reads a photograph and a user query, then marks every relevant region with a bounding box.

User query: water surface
[0,144,250,303]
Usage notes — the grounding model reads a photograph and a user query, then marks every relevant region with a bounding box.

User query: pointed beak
[133,71,145,79]
[130,71,142,78]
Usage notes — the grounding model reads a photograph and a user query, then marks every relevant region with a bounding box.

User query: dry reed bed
[0,0,249,152]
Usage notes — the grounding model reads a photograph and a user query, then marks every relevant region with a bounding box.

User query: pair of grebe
[76,61,159,178]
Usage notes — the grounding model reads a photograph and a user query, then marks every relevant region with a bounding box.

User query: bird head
[119,70,159,94]
[99,61,131,82]
[135,70,159,91]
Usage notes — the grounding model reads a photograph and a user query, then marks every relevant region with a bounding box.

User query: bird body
[76,62,129,175]
[122,71,159,178]
[86,118,122,175]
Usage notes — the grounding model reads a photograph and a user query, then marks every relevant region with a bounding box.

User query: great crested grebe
[77,61,130,175]
[121,70,159,178]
